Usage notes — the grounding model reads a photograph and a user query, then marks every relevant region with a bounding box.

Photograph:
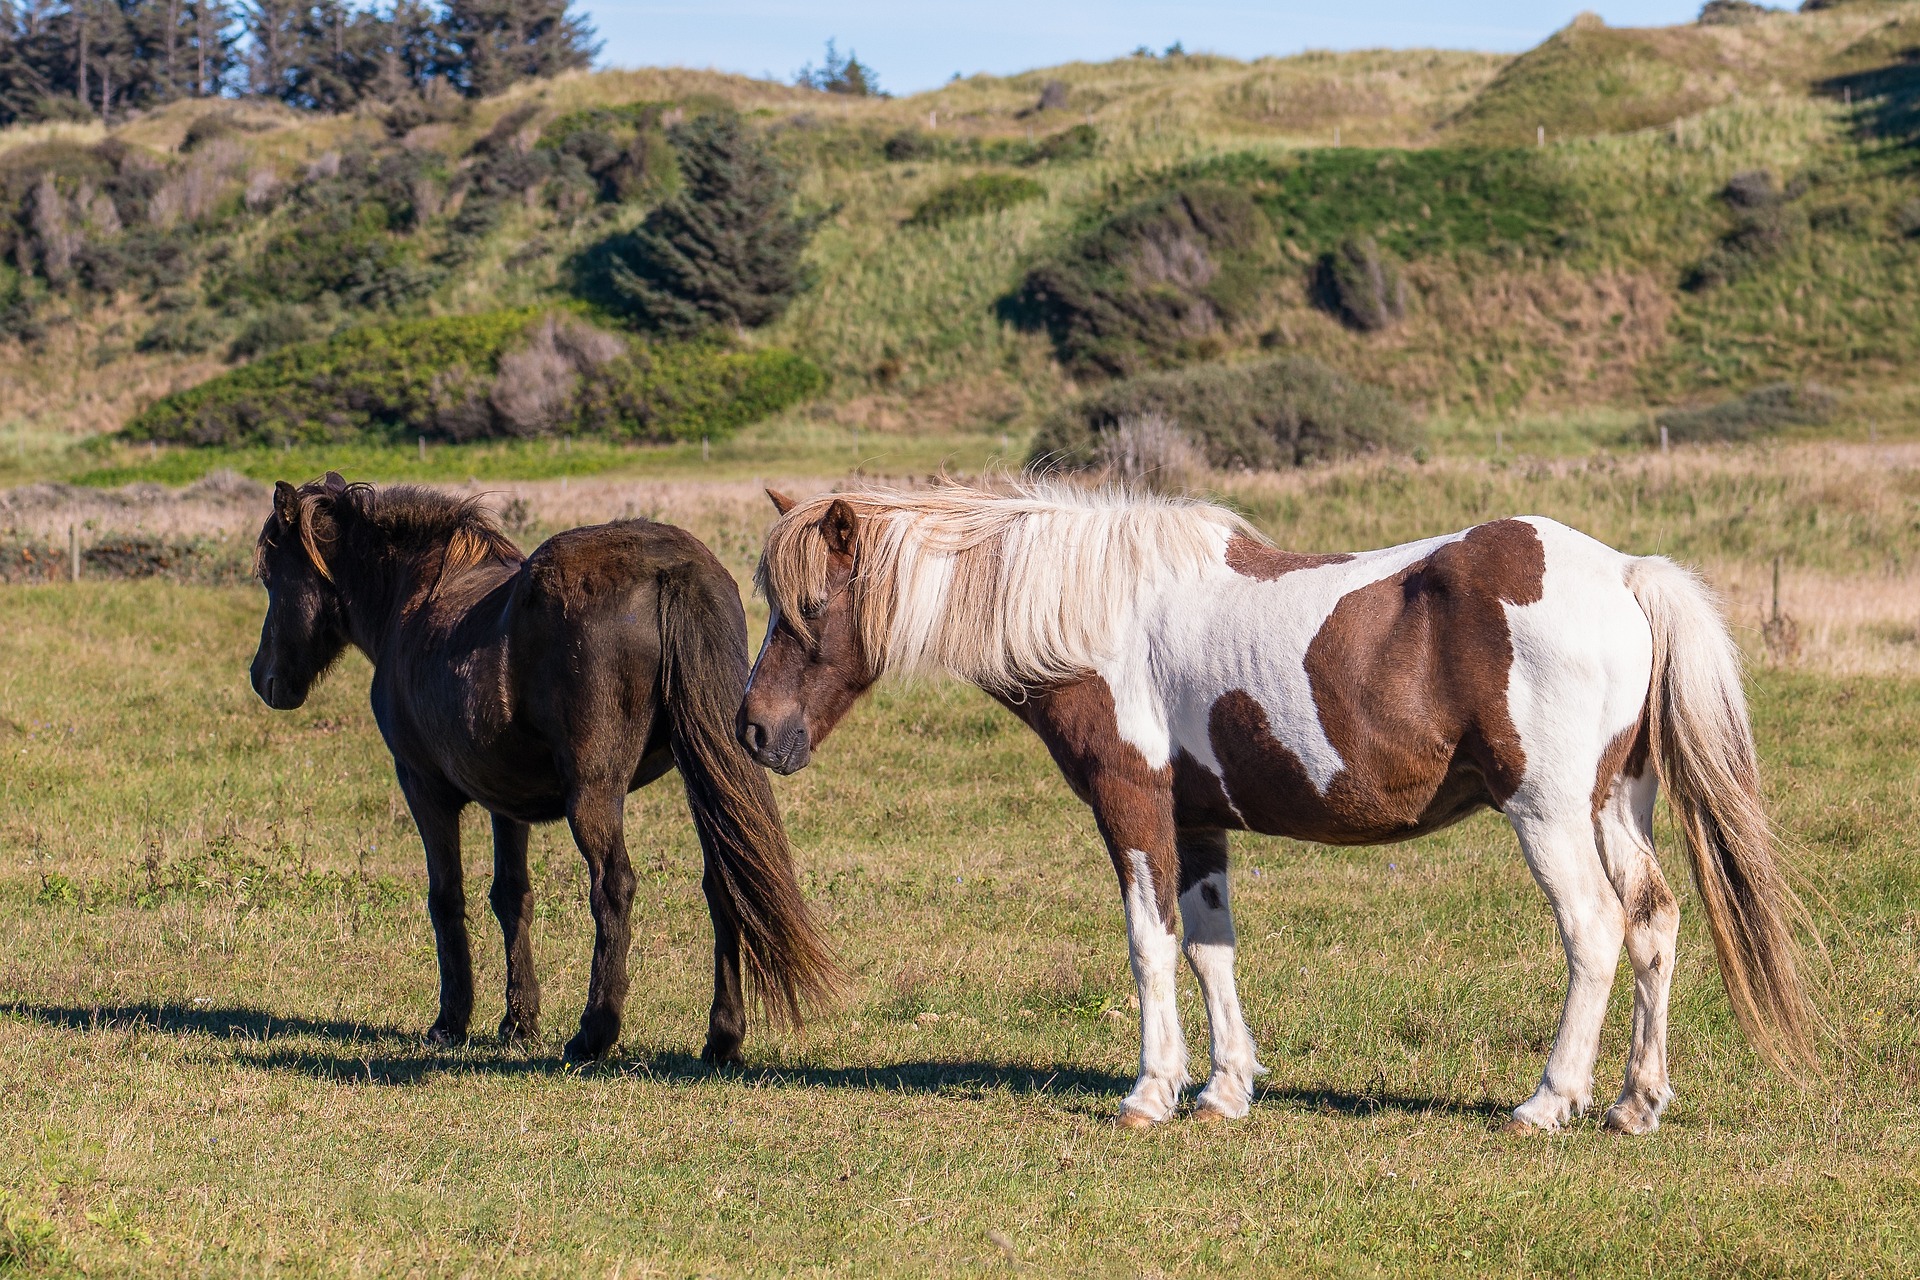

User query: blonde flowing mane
[756,482,1258,691]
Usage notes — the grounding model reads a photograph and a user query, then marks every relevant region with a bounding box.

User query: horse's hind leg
[1508,808,1627,1131]
[563,781,638,1062]
[1177,828,1265,1121]
[1594,769,1678,1135]
[396,765,473,1046]
[699,862,746,1065]
[489,815,542,1044]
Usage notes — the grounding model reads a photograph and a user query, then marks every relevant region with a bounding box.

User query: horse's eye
[799,600,825,621]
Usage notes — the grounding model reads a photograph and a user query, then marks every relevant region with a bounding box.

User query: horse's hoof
[497,1016,539,1045]
[700,1041,745,1068]
[424,1026,462,1048]
[1190,1102,1233,1124]
[1499,1117,1546,1136]
[1602,1101,1661,1136]
[1113,1108,1159,1131]
[563,1033,613,1064]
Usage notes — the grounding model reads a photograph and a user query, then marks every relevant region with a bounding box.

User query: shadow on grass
[5,1001,1509,1119]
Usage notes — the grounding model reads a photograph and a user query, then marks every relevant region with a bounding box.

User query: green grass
[2,551,1919,1273]
[68,417,1022,489]
[1195,146,1568,257]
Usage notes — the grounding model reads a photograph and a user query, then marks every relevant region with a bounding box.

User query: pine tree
[603,114,816,335]
[441,0,592,98]
[0,1,55,123]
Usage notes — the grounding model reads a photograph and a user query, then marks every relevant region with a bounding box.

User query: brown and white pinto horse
[739,483,1815,1133]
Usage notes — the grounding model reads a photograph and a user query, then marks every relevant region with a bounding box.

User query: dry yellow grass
[8,439,1916,674]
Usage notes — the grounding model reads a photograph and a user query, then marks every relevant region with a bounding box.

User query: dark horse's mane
[258,480,524,591]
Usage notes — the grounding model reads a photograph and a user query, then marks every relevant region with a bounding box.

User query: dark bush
[1011,184,1270,377]
[1035,80,1071,112]
[1030,355,1418,471]
[1684,203,1803,290]
[599,115,817,335]
[229,305,321,359]
[1722,169,1783,208]
[1698,0,1769,23]
[1312,236,1405,331]
[1893,197,1920,238]
[574,345,825,441]
[181,113,242,153]
[883,130,938,162]
[1022,123,1098,165]
[906,173,1045,227]
[1654,383,1838,443]
[137,310,224,354]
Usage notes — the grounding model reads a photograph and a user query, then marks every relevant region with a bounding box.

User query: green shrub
[906,173,1045,227]
[1654,383,1838,443]
[126,310,545,446]
[223,200,438,309]
[229,305,322,360]
[1012,184,1271,377]
[574,345,825,441]
[1031,356,1418,471]
[1312,236,1405,332]
[137,310,224,355]
[124,308,821,448]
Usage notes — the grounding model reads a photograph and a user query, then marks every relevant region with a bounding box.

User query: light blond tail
[1628,556,1818,1075]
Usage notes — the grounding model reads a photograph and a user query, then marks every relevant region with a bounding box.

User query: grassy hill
[4,4,1920,487]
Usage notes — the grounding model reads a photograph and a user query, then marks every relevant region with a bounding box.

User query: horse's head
[250,473,350,711]
[739,490,878,775]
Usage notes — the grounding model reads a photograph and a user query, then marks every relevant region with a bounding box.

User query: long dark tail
[657,559,843,1028]
[1628,556,1819,1074]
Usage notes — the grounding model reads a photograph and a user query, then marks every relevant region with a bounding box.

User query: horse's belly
[1172,687,1496,846]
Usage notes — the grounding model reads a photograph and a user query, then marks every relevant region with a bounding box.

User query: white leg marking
[1597,770,1678,1135]
[1118,848,1189,1125]
[1509,812,1626,1132]
[1179,871,1265,1120]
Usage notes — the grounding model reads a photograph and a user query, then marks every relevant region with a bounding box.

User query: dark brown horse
[250,473,838,1062]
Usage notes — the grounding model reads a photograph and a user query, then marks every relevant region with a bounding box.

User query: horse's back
[1157,515,1652,843]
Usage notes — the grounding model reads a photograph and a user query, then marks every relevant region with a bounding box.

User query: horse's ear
[322,471,347,496]
[766,487,796,515]
[274,481,300,527]
[821,499,858,558]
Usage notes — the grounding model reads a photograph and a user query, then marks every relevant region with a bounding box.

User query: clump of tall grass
[1032,355,1418,470]
[1654,382,1837,443]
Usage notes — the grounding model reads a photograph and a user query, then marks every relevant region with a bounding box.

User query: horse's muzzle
[252,668,306,711]
[740,715,811,775]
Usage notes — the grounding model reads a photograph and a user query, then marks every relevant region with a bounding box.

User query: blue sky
[582,2,1719,96]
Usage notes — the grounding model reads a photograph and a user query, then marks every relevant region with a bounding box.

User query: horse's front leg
[1177,827,1265,1121]
[1091,775,1190,1128]
[563,782,637,1062]
[489,815,542,1044]
[396,765,473,1046]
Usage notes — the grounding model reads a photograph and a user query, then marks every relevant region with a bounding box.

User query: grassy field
[3,468,1920,1275]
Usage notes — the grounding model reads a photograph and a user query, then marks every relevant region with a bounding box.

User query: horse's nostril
[264,675,278,705]
[742,720,768,756]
